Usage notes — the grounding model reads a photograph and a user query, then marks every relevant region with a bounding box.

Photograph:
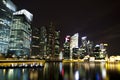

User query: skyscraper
[42,22,60,58]
[81,36,87,48]
[87,40,93,55]
[63,35,70,59]
[70,33,79,59]
[40,26,47,57]
[46,22,55,58]
[9,9,33,57]
[0,0,16,55]
[81,36,88,55]
[31,27,40,56]
[54,31,60,55]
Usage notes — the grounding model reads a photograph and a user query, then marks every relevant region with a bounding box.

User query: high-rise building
[81,36,87,48]
[99,43,107,59]
[93,43,107,59]
[81,36,94,56]
[31,27,40,56]
[70,33,79,59]
[9,9,33,57]
[63,35,70,59]
[81,36,89,55]
[87,40,93,55]
[93,44,100,59]
[39,23,60,59]
[54,31,60,56]
[0,0,16,55]
[39,26,47,57]
[46,22,55,57]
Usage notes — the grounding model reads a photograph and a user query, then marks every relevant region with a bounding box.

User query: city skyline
[11,0,120,55]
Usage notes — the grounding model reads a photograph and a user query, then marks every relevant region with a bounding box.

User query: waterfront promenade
[0,59,45,67]
[0,57,119,68]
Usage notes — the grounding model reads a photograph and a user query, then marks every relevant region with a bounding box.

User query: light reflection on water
[0,62,120,80]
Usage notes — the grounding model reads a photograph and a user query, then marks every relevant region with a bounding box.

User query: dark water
[0,62,120,80]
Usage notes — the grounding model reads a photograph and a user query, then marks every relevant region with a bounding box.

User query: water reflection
[0,68,29,80]
[0,62,120,80]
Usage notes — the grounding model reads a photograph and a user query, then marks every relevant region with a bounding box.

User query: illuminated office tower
[31,28,40,56]
[87,40,93,55]
[0,0,16,55]
[81,36,87,48]
[100,43,104,50]
[40,26,47,57]
[9,9,33,57]
[93,43,108,59]
[70,33,79,59]
[63,35,70,59]
[93,44,100,59]
[99,43,107,59]
[81,36,94,56]
[54,31,60,55]
[81,36,88,54]
[46,22,60,59]
[46,22,55,57]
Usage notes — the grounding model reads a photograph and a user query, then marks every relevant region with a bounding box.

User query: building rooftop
[13,9,33,22]
[3,0,16,11]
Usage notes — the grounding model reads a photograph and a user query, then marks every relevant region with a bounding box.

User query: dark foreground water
[0,62,120,80]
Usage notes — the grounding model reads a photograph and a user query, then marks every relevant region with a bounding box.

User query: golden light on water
[106,62,120,72]
[30,70,38,80]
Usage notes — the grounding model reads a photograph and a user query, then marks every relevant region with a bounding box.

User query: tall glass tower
[0,0,16,55]
[54,31,60,55]
[9,9,33,57]
[31,27,40,56]
[40,26,47,57]
[70,33,79,59]
[47,22,55,57]
[63,35,71,59]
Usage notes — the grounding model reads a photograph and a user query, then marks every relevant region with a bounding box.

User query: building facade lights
[9,9,33,56]
[0,0,16,55]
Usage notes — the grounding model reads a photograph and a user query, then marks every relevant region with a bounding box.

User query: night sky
[12,0,120,55]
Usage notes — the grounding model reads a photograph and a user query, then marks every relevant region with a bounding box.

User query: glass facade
[63,35,70,59]
[54,31,60,54]
[47,23,55,56]
[70,33,79,59]
[0,0,16,55]
[9,9,33,57]
[40,26,47,56]
[31,28,40,56]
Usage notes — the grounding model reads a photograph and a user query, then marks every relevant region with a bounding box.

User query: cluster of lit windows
[0,2,32,55]
[12,19,31,32]
[0,4,12,54]
[9,15,31,56]
[0,44,8,53]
